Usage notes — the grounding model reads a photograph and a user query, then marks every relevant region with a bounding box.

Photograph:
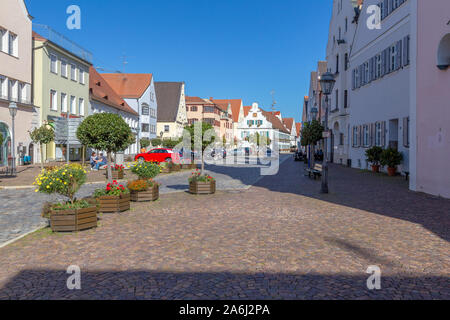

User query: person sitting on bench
[90,152,98,170]
[94,153,108,171]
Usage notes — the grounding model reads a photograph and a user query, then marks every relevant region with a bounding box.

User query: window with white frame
[390,45,396,72]
[50,90,57,111]
[9,79,17,100]
[363,125,370,147]
[50,54,58,74]
[61,59,68,78]
[376,54,382,78]
[8,32,17,56]
[79,69,85,84]
[164,125,170,132]
[70,95,76,114]
[142,104,149,115]
[79,98,85,116]
[0,28,6,53]
[375,122,382,146]
[70,64,77,81]
[61,93,67,113]
[353,127,358,147]
[0,76,6,98]
[19,82,26,102]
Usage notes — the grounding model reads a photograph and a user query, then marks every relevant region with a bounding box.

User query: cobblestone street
[0,157,448,299]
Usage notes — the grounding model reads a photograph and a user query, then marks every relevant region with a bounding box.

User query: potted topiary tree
[94,180,130,213]
[380,148,403,176]
[365,146,383,173]
[128,161,161,202]
[34,164,97,232]
[77,113,133,183]
[184,122,216,194]
[29,124,55,170]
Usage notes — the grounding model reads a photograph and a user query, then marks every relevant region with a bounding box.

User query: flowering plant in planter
[112,164,125,172]
[34,164,87,206]
[188,169,215,183]
[94,180,130,198]
[129,161,160,180]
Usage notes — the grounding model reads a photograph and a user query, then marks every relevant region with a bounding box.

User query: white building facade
[238,103,291,152]
[326,0,360,166]
[349,0,411,172]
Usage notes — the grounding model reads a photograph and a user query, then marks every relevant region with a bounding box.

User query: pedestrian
[94,153,108,170]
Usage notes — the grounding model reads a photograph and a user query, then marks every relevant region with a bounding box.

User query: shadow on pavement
[252,159,450,243]
[0,269,448,300]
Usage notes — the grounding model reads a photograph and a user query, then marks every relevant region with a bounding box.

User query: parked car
[134,148,180,163]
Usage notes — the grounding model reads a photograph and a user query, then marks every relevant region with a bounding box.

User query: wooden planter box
[181,164,191,170]
[189,180,216,195]
[106,170,124,180]
[97,193,130,213]
[172,164,181,172]
[50,206,98,232]
[130,185,159,202]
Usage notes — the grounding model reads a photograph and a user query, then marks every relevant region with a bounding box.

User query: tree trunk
[81,146,85,167]
[40,144,44,170]
[201,153,205,175]
[107,152,113,183]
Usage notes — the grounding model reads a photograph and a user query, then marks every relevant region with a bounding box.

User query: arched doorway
[0,122,11,167]
[437,33,450,69]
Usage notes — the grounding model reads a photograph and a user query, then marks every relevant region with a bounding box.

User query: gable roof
[155,82,183,122]
[283,118,294,133]
[260,109,290,134]
[243,106,252,117]
[186,96,208,104]
[101,73,153,99]
[89,67,138,116]
[211,99,242,122]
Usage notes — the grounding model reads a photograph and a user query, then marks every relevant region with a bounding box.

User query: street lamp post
[8,102,18,176]
[318,72,336,194]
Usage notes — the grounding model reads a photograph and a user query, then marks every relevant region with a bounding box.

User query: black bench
[305,163,323,180]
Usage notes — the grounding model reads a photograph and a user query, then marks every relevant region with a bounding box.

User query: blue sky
[25,0,332,122]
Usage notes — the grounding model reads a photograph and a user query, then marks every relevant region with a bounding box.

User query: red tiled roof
[296,123,302,138]
[89,67,138,116]
[283,118,294,133]
[101,73,153,99]
[32,31,47,42]
[243,106,252,117]
[212,99,242,122]
[260,109,290,134]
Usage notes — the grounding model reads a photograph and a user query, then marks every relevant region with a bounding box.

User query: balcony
[33,24,93,64]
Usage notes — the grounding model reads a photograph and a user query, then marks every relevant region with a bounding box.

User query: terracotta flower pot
[371,165,380,173]
[387,167,397,176]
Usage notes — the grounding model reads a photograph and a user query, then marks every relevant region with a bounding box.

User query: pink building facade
[410,0,450,198]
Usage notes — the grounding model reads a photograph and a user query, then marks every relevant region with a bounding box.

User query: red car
[134,148,180,164]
